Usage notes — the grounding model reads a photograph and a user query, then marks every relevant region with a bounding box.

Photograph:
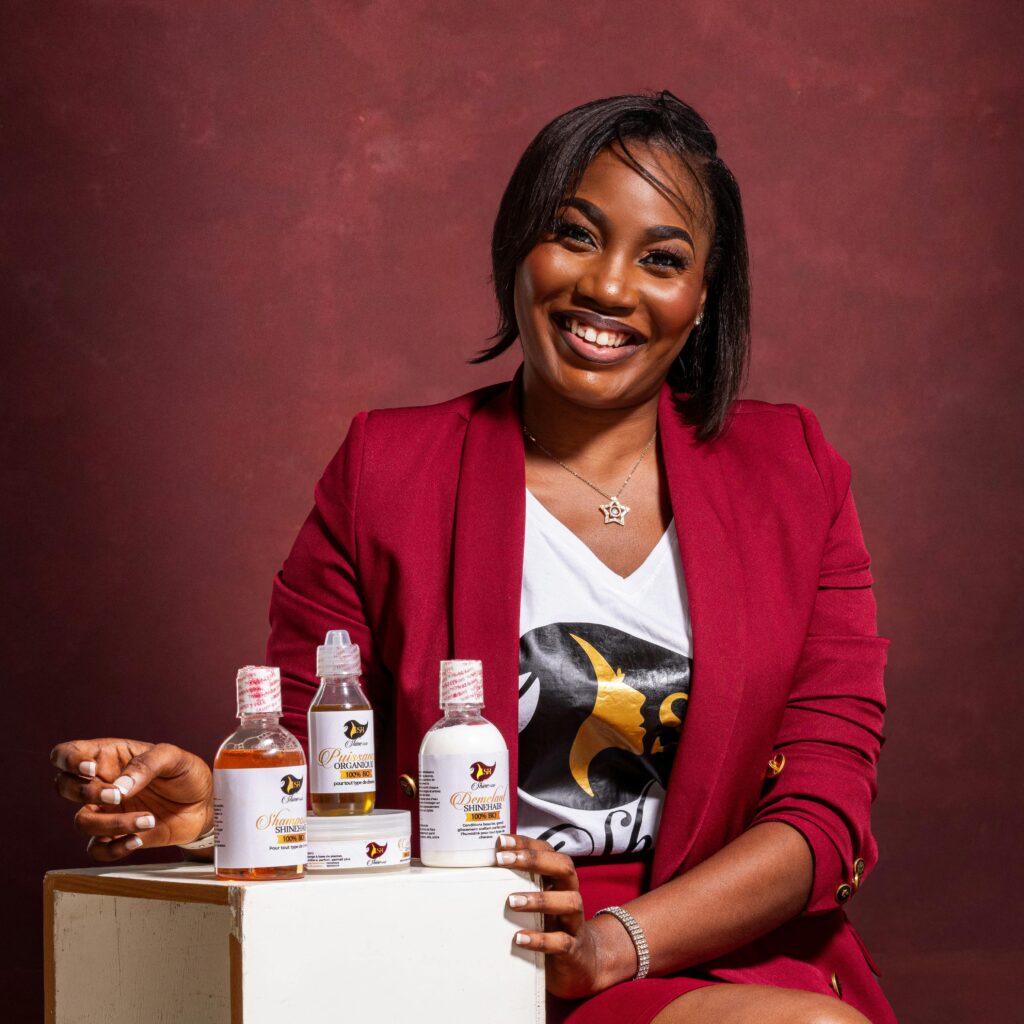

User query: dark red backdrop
[4,2,1021,1019]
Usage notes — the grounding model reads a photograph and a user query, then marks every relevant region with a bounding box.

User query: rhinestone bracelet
[594,905,651,980]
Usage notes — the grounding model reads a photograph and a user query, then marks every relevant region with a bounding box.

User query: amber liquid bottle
[309,630,376,815]
[213,666,306,881]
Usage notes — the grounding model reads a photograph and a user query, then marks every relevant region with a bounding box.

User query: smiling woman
[50,91,893,1024]
[479,90,749,439]
[520,147,708,409]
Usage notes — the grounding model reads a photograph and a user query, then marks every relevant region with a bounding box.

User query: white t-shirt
[518,490,694,858]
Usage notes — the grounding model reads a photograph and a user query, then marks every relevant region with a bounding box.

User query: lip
[551,311,646,366]
[554,309,645,344]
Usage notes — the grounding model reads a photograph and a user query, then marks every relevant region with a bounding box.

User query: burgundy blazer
[266,370,894,1022]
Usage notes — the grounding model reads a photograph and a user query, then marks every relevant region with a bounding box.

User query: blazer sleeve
[265,411,390,753]
[748,405,890,915]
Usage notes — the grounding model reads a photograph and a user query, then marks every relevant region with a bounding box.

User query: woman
[50,92,894,1024]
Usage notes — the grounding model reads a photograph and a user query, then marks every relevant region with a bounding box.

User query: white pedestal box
[45,862,546,1023]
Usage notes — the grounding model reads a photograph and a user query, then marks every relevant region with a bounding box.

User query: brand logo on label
[280,774,304,795]
[344,720,368,740]
[469,761,496,782]
[366,841,388,860]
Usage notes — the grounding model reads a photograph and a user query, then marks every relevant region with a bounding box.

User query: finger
[496,847,578,887]
[507,889,584,921]
[53,770,89,804]
[105,743,191,801]
[75,806,158,839]
[53,771,136,807]
[513,929,576,955]
[87,832,146,863]
[50,741,101,779]
[496,833,558,854]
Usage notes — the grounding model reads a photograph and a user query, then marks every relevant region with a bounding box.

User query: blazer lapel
[651,388,748,886]
[451,373,526,830]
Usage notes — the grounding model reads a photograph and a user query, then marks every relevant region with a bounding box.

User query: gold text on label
[256,812,305,831]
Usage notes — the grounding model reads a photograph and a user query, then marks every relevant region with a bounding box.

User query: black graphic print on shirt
[518,622,692,854]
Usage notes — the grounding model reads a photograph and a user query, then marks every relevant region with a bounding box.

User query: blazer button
[830,972,843,998]
[853,857,866,888]
[766,752,786,778]
[835,882,853,904]
[399,773,417,799]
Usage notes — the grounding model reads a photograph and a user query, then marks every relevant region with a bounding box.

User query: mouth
[551,312,646,365]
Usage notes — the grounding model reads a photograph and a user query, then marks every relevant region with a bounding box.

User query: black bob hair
[473,90,750,441]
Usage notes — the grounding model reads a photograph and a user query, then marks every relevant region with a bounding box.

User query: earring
[694,312,703,327]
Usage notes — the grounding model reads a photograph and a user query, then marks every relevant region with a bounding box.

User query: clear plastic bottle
[308,630,376,815]
[213,666,306,881]
[418,660,510,867]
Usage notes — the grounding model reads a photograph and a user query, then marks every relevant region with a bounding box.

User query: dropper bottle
[308,630,376,815]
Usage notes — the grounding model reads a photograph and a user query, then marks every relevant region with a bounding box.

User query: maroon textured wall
[4,2,1021,1019]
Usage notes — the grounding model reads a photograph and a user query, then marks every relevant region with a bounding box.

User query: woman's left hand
[498,834,628,999]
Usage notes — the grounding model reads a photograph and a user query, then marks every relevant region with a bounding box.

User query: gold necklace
[522,425,657,526]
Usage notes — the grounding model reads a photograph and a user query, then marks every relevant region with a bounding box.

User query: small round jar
[306,809,411,873]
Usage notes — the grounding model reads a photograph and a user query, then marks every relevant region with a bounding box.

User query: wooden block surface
[46,862,545,1023]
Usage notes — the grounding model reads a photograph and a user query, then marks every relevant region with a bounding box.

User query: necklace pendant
[599,496,631,526]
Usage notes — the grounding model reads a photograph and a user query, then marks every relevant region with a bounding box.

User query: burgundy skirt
[546,857,718,1024]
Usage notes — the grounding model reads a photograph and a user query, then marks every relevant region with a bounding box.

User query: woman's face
[515,143,711,410]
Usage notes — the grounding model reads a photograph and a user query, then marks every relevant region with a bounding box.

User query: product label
[213,766,307,869]
[308,834,411,870]
[418,750,510,855]
[310,711,376,794]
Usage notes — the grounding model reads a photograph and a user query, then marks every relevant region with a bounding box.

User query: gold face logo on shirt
[518,621,692,815]
[344,720,368,740]
[568,634,688,798]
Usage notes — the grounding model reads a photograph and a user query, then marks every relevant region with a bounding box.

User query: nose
[574,249,638,312]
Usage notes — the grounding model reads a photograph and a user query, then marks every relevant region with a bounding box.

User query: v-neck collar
[524,487,677,595]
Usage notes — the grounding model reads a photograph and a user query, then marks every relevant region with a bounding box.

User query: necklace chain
[522,425,657,502]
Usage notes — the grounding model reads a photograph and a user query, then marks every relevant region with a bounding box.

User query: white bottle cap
[317,629,361,678]
[236,665,282,717]
[439,660,484,706]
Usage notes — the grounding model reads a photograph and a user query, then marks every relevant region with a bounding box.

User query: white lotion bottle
[418,660,510,867]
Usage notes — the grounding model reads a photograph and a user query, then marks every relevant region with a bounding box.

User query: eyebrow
[561,196,695,251]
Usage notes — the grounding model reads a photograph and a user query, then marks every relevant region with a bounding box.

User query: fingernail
[134,815,156,831]
[498,834,516,849]
[113,775,135,795]
[79,761,97,778]
[51,749,68,771]
[496,851,517,866]
[100,788,121,805]
[508,894,528,908]
[515,933,532,946]
[125,836,143,851]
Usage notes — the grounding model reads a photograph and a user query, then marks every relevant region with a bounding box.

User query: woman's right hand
[51,739,214,862]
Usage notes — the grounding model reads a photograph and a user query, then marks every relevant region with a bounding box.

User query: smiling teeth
[567,317,631,348]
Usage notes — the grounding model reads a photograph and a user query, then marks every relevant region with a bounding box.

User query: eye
[642,249,690,271]
[551,218,595,246]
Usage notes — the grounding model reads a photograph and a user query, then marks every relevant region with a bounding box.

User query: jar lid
[306,808,410,840]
